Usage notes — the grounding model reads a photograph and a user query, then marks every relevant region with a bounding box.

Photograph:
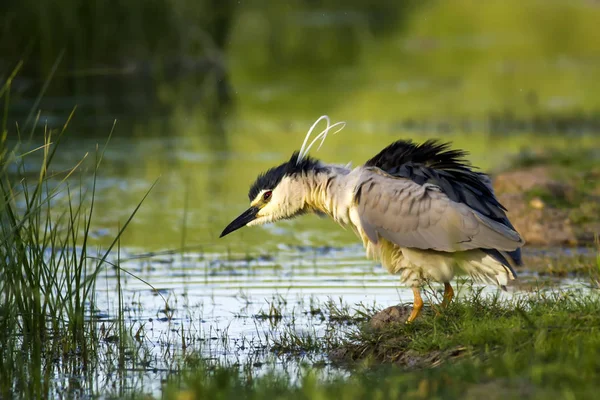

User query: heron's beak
[220,206,259,238]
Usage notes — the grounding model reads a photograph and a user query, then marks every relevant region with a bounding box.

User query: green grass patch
[343,289,599,361]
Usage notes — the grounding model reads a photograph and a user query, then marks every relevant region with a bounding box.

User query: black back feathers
[248,152,323,200]
[365,140,505,220]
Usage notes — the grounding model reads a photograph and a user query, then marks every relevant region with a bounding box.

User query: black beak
[220,206,259,238]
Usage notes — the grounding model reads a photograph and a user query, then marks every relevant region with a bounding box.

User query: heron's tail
[458,251,516,289]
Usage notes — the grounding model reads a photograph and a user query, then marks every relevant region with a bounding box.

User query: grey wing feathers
[355,172,524,252]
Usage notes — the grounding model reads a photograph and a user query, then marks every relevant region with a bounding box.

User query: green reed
[0,69,154,397]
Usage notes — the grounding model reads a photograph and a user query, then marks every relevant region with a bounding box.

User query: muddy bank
[492,161,600,246]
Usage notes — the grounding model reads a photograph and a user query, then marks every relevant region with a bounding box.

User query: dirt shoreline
[492,165,600,246]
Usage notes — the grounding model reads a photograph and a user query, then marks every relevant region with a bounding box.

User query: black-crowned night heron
[220,116,524,322]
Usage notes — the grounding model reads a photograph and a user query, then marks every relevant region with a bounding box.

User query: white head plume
[296,115,346,164]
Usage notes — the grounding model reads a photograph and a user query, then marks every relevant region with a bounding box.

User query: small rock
[328,347,351,363]
[369,305,411,330]
[529,197,545,209]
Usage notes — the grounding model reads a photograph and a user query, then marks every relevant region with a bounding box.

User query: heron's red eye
[263,191,272,201]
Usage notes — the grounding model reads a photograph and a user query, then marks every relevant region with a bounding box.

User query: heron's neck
[302,165,356,224]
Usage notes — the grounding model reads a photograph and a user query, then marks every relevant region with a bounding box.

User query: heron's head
[220,152,325,238]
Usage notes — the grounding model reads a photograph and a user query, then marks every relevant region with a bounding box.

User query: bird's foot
[441,282,454,309]
[433,283,455,318]
[406,287,424,323]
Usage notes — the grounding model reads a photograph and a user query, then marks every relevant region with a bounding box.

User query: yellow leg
[442,282,454,308]
[407,287,424,323]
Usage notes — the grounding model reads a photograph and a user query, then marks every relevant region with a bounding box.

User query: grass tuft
[0,68,155,398]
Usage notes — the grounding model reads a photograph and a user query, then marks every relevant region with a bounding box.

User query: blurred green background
[3,0,600,127]
[2,0,599,250]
